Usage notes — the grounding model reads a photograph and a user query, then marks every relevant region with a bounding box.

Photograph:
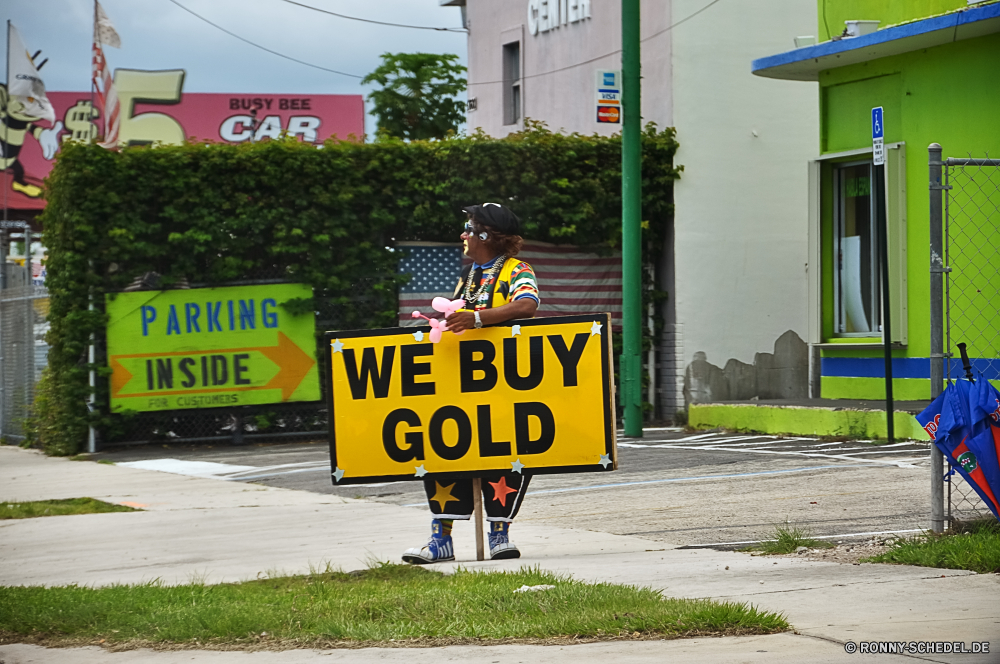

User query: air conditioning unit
[845,20,880,37]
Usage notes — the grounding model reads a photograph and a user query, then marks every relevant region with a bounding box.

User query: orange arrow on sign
[110,332,316,400]
[110,358,133,397]
[261,332,316,400]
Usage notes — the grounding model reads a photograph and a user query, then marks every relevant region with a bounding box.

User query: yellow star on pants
[430,482,458,511]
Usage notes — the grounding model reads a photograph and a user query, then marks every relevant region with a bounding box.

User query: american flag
[397,242,464,326]
[32,261,46,286]
[91,3,121,149]
[397,241,623,327]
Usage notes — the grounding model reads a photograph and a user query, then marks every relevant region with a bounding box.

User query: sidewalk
[1,446,997,663]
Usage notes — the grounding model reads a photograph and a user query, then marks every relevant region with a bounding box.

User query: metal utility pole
[4,21,11,263]
[928,142,945,534]
[874,162,894,443]
[871,107,893,443]
[621,0,643,437]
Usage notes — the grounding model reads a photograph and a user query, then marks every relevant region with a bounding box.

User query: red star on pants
[489,476,518,507]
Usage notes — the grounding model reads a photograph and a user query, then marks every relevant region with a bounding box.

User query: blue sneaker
[488,521,520,560]
[402,519,455,565]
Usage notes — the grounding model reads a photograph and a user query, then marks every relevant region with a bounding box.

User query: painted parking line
[587,437,785,450]
[631,436,776,446]
[223,460,329,476]
[663,441,925,453]
[647,443,924,468]
[399,464,874,507]
[229,465,333,481]
[836,449,929,456]
[672,432,750,442]
[736,446,923,454]
[704,440,817,448]
[524,464,878,495]
[600,436,928,469]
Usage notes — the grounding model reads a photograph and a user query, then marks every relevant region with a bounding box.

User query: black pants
[3,158,26,184]
[423,472,531,522]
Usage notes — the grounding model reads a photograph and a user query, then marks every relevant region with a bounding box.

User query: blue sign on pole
[872,106,885,165]
[871,106,884,139]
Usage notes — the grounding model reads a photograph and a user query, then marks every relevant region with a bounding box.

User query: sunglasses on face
[463,221,489,240]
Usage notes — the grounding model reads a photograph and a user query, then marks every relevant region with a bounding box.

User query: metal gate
[938,153,1000,526]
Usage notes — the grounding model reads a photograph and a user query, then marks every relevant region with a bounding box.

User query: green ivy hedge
[32,122,680,455]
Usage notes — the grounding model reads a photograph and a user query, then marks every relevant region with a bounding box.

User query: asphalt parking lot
[93,427,935,548]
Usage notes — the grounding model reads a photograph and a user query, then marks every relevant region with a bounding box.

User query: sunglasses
[463,221,489,240]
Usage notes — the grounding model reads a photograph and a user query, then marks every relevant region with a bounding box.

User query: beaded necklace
[463,254,507,308]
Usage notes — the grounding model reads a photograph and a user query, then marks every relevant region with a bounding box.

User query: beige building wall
[671,0,818,404]
[455,0,819,410]
[465,0,672,135]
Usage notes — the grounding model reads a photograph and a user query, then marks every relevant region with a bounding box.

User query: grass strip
[745,522,834,555]
[0,565,788,648]
[0,498,139,520]
[863,519,1000,573]
[68,455,115,465]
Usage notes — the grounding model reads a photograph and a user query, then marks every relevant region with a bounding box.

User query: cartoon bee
[1,83,63,199]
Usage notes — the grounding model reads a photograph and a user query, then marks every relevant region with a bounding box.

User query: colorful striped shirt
[463,256,540,310]
[507,261,540,304]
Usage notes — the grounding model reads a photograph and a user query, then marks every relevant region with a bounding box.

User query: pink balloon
[415,297,471,342]
[433,297,466,318]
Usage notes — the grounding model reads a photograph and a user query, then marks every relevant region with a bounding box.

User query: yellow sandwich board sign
[106,283,320,413]
[325,314,616,484]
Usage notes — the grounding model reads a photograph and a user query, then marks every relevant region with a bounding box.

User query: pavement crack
[709,572,978,599]
[791,631,952,663]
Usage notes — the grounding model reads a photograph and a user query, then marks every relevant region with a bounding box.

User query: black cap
[463,202,521,236]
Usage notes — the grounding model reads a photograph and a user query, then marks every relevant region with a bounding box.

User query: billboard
[1,70,365,210]
[106,283,320,413]
[325,314,617,484]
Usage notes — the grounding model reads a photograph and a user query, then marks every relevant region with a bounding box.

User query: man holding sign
[402,203,541,564]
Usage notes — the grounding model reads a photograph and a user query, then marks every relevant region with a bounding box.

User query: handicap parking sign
[871,107,884,139]
[872,106,884,165]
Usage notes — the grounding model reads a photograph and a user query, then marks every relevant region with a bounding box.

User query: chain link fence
[0,263,48,442]
[942,155,1000,527]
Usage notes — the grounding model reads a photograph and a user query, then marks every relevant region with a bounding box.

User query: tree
[363,53,467,141]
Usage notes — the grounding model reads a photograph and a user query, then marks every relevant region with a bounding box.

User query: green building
[753,1,1000,406]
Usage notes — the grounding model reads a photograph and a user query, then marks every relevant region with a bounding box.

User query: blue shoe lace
[426,534,453,560]
[488,524,509,548]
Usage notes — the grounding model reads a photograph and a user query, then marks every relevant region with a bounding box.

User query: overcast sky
[5,0,469,134]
